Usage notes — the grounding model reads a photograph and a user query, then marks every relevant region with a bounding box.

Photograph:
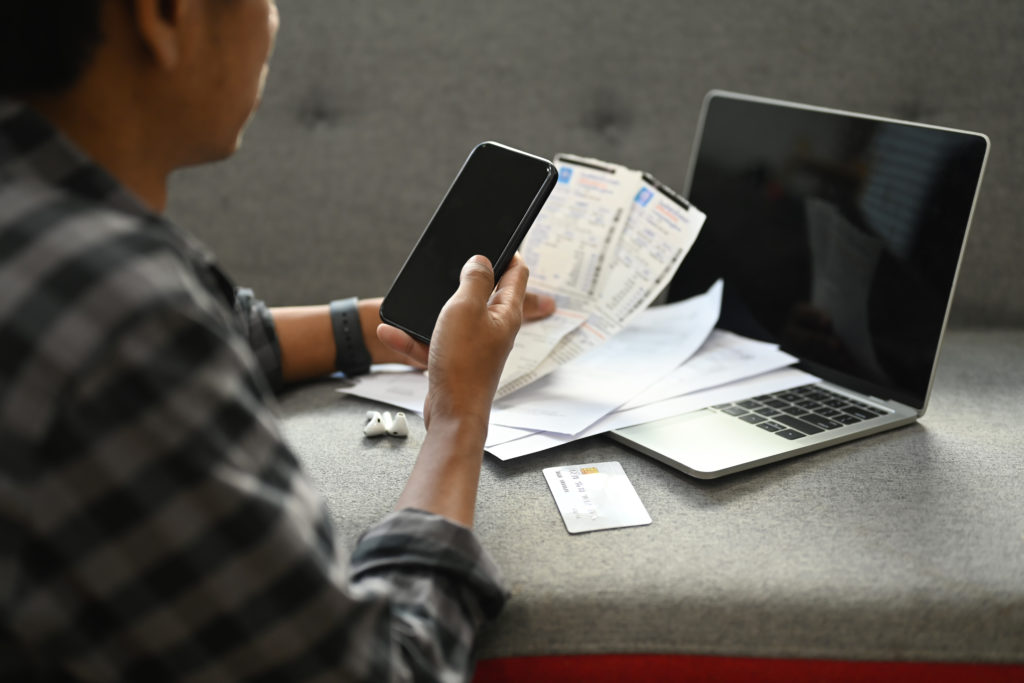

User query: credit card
[542,461,652,534]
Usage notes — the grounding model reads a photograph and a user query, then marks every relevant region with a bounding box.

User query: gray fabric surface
[160,0,1024,664]
[279,329,1024,662]
[167,0,1024,327]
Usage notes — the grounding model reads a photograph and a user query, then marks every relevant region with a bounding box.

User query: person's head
[0,2,107,97]
[0,0,280,168]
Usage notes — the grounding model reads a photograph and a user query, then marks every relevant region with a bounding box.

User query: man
[0,1,553,679]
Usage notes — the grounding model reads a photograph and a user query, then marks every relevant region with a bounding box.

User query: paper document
[620,330,799,410]
[497,308,587,389]
[337,281,719,433]
[488,280,721,435]
[337,325,810,461]
[337,365,426,415]
[486,367,818,461]
[497,155,706,396]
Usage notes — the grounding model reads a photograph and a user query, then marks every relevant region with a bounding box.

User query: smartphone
[380,141,558,343]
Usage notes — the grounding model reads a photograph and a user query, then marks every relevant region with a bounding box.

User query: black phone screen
[380,142,557,343]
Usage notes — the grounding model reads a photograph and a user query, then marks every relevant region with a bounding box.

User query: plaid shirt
[0,101,505,682]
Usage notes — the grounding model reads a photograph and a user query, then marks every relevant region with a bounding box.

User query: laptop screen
[668,92,988,408]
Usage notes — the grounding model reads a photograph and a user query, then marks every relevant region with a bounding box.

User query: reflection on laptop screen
[668,93,988,408]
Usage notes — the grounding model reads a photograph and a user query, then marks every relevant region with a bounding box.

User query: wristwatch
[328,297,372,376]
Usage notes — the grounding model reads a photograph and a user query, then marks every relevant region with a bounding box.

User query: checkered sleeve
[233,286,284,390]
[349,510,508,680]
[9,266,505,681]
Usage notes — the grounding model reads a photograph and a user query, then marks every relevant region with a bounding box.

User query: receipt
[497,156,706,397]
[497,308,588,389]
[519,157,642,300]
[597,176,705,326]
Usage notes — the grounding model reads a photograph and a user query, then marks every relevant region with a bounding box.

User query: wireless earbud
[384,411,409,438]
[364,410,408,438]
[363,411,386,437]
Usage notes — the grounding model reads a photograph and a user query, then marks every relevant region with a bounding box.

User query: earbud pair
[364,410,409,438]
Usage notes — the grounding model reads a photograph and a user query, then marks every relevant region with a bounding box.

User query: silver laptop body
[611,91,989,479]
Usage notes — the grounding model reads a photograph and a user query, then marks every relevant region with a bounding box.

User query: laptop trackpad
[614,409,788,477]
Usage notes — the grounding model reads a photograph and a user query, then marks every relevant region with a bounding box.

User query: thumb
[454,255,496,302]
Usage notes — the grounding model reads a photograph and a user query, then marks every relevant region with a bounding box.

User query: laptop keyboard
[710,385,890,440]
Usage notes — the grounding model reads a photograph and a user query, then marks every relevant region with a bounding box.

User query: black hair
[0,1,106,96]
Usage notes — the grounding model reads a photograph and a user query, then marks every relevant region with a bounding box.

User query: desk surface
[279,329,1024,663]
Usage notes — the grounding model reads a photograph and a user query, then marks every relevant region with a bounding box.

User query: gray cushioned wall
[167,0,1024,326]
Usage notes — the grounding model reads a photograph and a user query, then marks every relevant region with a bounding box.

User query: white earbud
[363,411,386,437]
[385,412,409,438]
[364,410,408,438]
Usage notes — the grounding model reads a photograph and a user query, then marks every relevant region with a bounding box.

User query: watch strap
[329,297,372,376]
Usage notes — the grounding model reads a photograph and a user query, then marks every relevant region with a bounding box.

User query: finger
[489,254,529,312]
[376,323,429,367]
[523,291,556,321]
[453,255,496,303]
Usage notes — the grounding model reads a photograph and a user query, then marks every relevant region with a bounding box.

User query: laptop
[609,90,989,479]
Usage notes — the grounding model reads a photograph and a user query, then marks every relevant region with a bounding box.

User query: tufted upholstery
[167,0,1024,327]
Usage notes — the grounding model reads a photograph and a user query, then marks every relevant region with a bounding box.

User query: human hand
[523,290,556,321]
[365,266,552,370]
[377,254,528,429]
[358,297,427,369]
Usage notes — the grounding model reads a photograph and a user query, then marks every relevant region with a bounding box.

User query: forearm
[271,304,335,383]
[396,417,488,527]
[271,299,383,384]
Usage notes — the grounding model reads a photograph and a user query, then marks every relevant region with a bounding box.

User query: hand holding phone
[380,141,557,343]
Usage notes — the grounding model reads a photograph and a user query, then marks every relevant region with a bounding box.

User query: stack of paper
[340,280,816,460]
[496,155,707,397]
[340,154,818,459]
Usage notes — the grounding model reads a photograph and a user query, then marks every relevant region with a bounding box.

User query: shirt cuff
[234,287,284,390]
[349,508,508,619]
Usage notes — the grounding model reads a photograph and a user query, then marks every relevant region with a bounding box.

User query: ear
[131,0,192,69]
